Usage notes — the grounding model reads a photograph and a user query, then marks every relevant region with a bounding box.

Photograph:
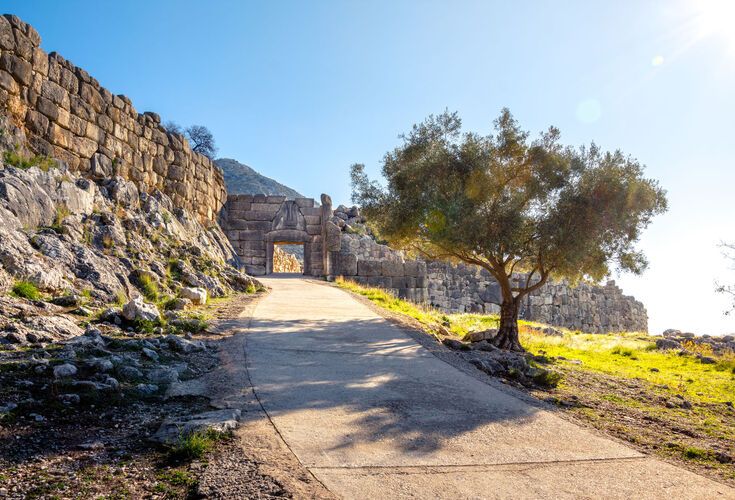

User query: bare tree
[716,242,735,315]
[185,125,218,159]
[163,121,183,135]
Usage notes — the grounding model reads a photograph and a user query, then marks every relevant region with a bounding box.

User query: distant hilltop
[215,158,303,199]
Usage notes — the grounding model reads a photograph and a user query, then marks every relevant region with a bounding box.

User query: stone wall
[329,233,429,302]
[0,15,226,221]
[221,194,324,276]
[427,262,648,333]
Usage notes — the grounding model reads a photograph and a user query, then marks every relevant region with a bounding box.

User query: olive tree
[351,109,667,351]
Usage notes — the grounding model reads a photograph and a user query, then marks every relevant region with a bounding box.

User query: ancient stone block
[0,53,32,86]
[266,195,286,203]
[295,198,314,208]
[245,210,276,222]
[0,16,14,50]
[238,230,264,241]
[300,207,321,217]
[306,224,321,236]
[382,260,404,277]
[331,252,357,276]
[0,69,19,94]
[357,260,381,277]
[80,82,103,113]
[12,27,33,60]
[304,215,321,225]
[24,109,48,135]
[250,203,280,212]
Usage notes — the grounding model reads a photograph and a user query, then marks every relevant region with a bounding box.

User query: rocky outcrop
[273,245,302,273]
[0,14,226,222]
[0,137,258,347]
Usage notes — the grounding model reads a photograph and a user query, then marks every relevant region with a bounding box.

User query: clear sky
[6,0,735,335]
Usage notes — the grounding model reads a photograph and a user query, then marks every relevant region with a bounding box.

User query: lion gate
[220,193,337,276]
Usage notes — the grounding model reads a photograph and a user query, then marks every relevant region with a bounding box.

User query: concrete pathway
[246,275,733,499]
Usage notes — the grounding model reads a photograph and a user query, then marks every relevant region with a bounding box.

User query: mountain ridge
[215,158,304,199]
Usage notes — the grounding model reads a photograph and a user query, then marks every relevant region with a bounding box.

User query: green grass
[137,273,159,302]
[336,276,531,337]
[520,329,735,405]
[10,280,41,301]
[173,314,208,334]
[3,149,56,171]
[245,282,257,294]
[335,277,735,405]
[47,205,71,234]
[166,428,229,463]
[114,289,127,307]
[156,469,197,487]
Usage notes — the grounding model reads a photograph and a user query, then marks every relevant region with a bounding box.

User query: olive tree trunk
[492,298,524,351]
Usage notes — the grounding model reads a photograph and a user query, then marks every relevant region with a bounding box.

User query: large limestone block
[382,260,405,277]
[357,260,381,277]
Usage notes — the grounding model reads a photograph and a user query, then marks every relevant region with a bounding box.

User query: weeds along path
[244,275,733,499]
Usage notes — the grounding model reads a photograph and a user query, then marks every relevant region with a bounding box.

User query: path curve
[245,275,733,499]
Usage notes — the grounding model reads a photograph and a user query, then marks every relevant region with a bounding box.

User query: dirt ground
[0,291,333,499]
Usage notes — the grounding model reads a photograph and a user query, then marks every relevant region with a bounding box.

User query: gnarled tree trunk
[492,298,523,351]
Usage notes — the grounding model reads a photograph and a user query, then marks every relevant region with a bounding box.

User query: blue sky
[7,0,735,334]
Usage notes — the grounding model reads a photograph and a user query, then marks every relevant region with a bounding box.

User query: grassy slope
[335,277,735,483]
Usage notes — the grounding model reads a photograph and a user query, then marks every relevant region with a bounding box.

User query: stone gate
[220,193,334,276]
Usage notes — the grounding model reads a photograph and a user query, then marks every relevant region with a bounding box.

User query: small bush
[681,340,714,357]
[245,282,257,294]
[134,317,166,334]
[137,273,159,302]
[114,289,128,307]
[532,368,562,388]
[683,446,712,461]
[3,150,56,171]
[174,315,208,334]
[48,205,71,234]
[11,281,40,300]
[166,428,228,463]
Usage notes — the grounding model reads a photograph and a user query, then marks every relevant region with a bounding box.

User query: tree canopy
[163,122,218,159]
[351,109,667,350]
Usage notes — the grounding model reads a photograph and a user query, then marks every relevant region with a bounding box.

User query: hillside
[215,158,303,199]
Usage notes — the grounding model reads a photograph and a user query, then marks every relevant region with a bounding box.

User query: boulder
[53,363,77,378]
[151,409,241,444]
[122,296,160,322]
[655,338,680,350]
[179,286,207,305]
[466,328,497,343]
[470,358,504,375]
[165,334,205,353]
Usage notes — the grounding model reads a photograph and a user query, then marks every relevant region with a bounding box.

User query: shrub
[174,315,208,334]
[3,149,56,171]
[532,368,563,388]
[245,282,257,294]
[137,273,159,302]
[11,281,40,301]
[166,428,228,463]
[114,289,128,307]
[48,205,71,234]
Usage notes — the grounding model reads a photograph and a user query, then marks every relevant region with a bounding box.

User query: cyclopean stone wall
[0,15,226,222]
[427,261,648,333]
[328,232,429,302]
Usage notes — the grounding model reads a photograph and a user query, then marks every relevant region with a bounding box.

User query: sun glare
[691,0,735,51]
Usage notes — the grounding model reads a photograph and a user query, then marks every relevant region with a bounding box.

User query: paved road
[246,275,733,499]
